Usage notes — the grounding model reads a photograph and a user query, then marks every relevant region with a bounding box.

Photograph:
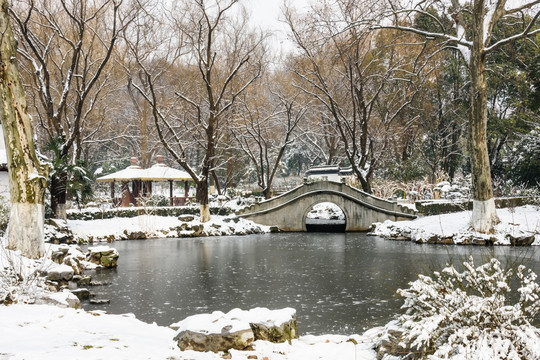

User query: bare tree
[127,0,264,221]
[10,0,133,219]
[285,1,432,193]
[375,0,540,232]
[296,103,344,167]
[232,76,305,199]
[0,0,49,258]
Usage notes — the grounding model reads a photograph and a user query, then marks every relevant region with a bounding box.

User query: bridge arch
[303,201,347,232]
[239,181,416,232]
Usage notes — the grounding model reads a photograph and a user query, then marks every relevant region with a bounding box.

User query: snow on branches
[395,257,540,359]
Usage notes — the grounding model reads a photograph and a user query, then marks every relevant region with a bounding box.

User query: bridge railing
[239,181,416,217]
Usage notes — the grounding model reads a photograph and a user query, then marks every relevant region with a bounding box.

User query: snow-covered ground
[372,205,540,245]
[0,304,380,360]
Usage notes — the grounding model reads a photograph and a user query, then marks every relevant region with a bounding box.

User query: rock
[51,248,68,263]
[472,237,487,246]
[249,316,298,344]
[457,235,473,245]
[176,223,189,232]
[123,230,147,240]
[439,237,455,245]
[175,328,254,352]
[50,244,87,275]
[178,215,195,222]
[86,246,119,268]
[172,310,254,352]
[247,356,258,359]
[70,288,93,300]
[44,218,75,244]
[235,308,298,344]
[191,224,204,236]
[46,264,74,281]
[172,308,298,353]
[72,275,92,286]
[508,234,535,246]
[35,290,80,309]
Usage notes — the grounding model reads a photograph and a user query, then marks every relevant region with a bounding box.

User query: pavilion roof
[96,164,192,182]
[139,164,192,181]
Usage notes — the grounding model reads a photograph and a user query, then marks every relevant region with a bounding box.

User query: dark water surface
[84,233,540,335]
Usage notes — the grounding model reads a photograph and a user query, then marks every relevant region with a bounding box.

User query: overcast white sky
[241,0,311,52]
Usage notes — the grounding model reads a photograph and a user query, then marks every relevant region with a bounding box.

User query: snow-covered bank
[372,205,540,245]
[0,304,379,360]
[63,215,271,243]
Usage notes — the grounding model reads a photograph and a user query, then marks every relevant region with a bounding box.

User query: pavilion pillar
[111,182,115,206]
[184,181,189,198]
[169,180,174,206]
[121,181,130,207]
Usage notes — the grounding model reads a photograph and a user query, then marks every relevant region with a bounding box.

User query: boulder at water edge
[171,307,298,352]
[35,290,80,309]
[173,311,254,352]
[86,246,119,268]
[46,263,74,281]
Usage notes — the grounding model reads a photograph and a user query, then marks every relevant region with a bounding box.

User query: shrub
[507,129,540,187]
[0,195,10,236]
[395,257,540,359]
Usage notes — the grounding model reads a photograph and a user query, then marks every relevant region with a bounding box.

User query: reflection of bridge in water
[238,181,417,232]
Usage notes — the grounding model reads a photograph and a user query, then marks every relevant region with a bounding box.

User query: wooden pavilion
[96,156,193,207]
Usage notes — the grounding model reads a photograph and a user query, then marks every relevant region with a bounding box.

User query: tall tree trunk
[263,187,272,200]
[469,22,499,233]
[198,178,210,222]
[50,172,68,220]
[0,0,49,258]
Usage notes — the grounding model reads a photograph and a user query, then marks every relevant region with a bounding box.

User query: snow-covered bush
[0,247,46,304]
[396,257,540,359]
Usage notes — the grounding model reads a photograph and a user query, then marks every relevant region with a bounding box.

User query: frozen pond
[84,233,540,335]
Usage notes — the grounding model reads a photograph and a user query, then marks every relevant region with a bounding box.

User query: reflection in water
[85,234,540,335]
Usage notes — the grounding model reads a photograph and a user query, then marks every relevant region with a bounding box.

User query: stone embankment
[370,205,540,246]
[42,244,119,306]
[45,215,273,244]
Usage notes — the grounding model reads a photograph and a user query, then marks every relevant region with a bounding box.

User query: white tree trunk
[471,199,499,233]
[200,204,210,223]
[55,203,67,221]
[6,203,45,258]
[467,5,499,233]
[0,0,49,258]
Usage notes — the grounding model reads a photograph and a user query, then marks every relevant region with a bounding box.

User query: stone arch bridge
[238,181,417,232]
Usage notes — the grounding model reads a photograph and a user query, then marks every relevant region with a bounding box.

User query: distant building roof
[304,166,340,176]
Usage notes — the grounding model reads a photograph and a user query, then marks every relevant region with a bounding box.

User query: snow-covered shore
[60,215,271,243]
[372,205,540,245]
[0,304,380,360]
